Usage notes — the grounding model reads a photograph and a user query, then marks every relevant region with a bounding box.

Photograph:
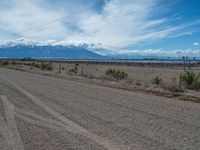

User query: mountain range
[1,38,199,59]
[0,45,103,59]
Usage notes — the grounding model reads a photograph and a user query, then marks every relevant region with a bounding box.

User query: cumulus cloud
[94,48,200,58]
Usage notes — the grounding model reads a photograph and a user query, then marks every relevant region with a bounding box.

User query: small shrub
[17,62,23,65]
[40,62,53,71]
[181,71,200,90]
[68,64,79,75]
[106,68,114,76]
[1,61,9,66]
[120,71,128,79]
[68,68,77,75]
[105,68,128,81]
[34,63,40,68]
[152,76,162,85]
[46,65,53,71]
[11,61,17,65]
[193,78,200,89]
[74,66,78,71]
[46,63,53,71]
[181,71,196,86]
[40,63,46,71]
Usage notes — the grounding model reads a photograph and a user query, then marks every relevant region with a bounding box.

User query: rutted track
[0,68,200,150]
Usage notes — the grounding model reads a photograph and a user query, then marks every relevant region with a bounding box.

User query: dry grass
[52,63,186,83]
[5,61,200,97]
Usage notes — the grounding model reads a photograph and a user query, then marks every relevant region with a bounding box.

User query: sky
[0,0,200,57]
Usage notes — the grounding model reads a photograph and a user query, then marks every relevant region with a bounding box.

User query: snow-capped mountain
[0,38,104,59]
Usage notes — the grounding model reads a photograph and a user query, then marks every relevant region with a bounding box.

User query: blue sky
[0,0,200,57]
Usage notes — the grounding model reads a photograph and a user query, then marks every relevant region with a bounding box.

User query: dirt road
[0,68,200,150]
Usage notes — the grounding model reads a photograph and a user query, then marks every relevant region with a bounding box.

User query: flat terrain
[17,61,200,92]
[0,68,200,150]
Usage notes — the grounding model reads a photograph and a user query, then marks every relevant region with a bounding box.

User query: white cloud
[94,48,200,58]
[0,0,200,49]
[0,38,200,58]
[0,0,74,40]
[193,42,199,46]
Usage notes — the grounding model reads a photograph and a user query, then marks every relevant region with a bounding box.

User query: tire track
[1,95,25,150]
[14,113,82,150]
[2,79,122,150]
[28,78,200,127]
[0,114,11,150]
[12,92,173,150]
[28,81,199,149]
[15,113,96,150]
[15,107,74,132]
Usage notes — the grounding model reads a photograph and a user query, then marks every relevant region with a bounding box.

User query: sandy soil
[0,68,200,150]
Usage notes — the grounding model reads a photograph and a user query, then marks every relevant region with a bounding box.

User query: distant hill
[0,45,103,59]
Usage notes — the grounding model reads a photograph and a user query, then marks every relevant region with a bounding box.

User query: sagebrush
[181,71,200,90]
[105,68,128,81]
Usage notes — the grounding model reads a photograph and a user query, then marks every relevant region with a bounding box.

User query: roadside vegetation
[181,71,200,90]
[68,64,79,75]
[1,61,10,66]
[0,60,53,71]
[1,60,200,95]
[105,68,128,81]
[21,62,54,71]
[152,75,162,85]
[40,62,54,71]
[151,71,200,91]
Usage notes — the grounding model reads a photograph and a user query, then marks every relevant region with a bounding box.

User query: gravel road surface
[0,68,200,150]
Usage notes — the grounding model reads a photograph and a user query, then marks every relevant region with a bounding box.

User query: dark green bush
[40,63,53,71]
[68,68,77,75]
[33,63,40,68]
[106,68,114,76]
[20,62,53,71]
[68,64,79,75]
[105,68,128,81]
[17,62,23,65]
[40,63,46,71]
[1,61,9,66]
[46,65,53,71]
[181,71,196,86]
[181,71,200,90]
[11,61,17,65]
[152,76,162,85]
